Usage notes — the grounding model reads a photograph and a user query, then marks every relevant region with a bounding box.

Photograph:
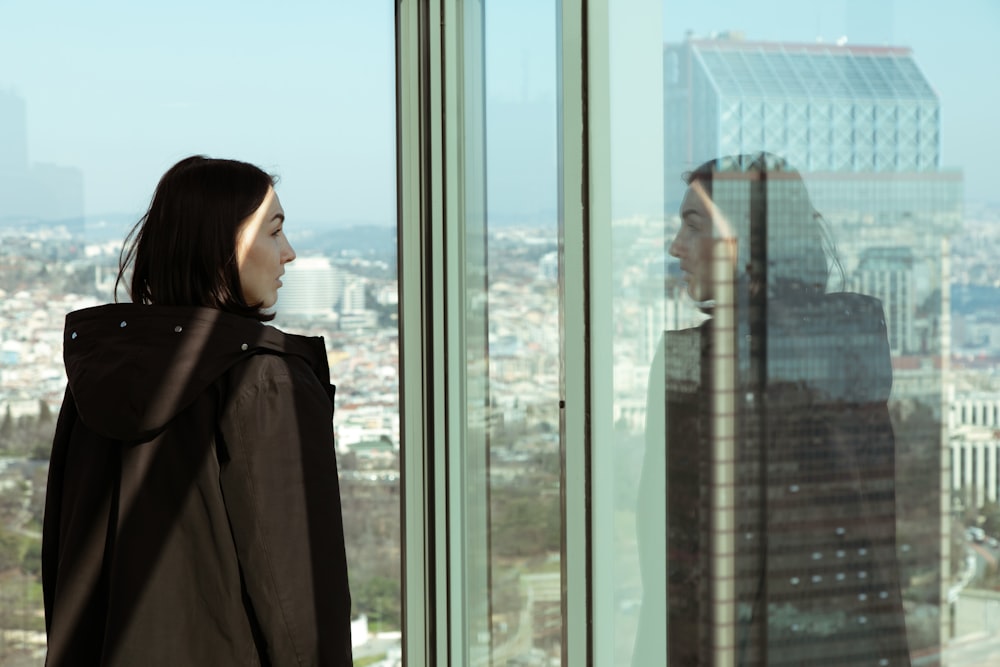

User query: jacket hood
[63,304,330,442]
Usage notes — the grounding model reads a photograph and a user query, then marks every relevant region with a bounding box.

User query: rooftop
[678,37,937,103]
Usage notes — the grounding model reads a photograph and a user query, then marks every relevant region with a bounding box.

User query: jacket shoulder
[224,351,335,408]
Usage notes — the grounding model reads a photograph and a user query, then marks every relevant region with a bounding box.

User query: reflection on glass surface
[640,155,917,666]
[0,5,398,665]
[603,1,998,665]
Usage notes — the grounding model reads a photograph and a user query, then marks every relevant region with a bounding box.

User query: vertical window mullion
[396,0,441,664]
[442,0,491,664]
[559,0,591,665]
[585,0,615,664]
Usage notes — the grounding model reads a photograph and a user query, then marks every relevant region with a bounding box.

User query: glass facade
[2,1,1000,665]
[665,40,942,176]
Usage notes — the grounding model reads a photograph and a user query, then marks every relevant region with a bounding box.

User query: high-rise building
[663,35,960,664]
[951,427,1000,508]
[277,256,339,317]
[855,247,916,355]
[341,278,368,313]
[949,390,1000,507]
[663,36,961,293]
[664,37,941,181]
[0,89,84,222]
[0,90,30,221]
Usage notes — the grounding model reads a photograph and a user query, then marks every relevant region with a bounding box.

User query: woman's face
[670,180,715,302]
[236,186,296,309]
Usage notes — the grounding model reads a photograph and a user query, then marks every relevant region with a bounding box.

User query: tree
[0,531,24,572]
[0,405,12,444]
[354,576,400,629]
[982,501,1000,537]
[38,399,53,423]
[491,490,560,557]
[20,540,41,576]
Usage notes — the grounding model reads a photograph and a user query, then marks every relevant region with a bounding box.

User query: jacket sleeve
[218,355,352,666]
[42,387,75,632]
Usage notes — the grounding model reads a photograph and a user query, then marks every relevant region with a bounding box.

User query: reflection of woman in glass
[635,153,910,666]
[43,156,353,665]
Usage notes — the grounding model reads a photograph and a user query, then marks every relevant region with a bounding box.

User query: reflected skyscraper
[855,247,917,355]
[664,36,942,180]
[659,35,962,663]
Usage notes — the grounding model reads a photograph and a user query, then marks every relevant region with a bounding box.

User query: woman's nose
[668,232,683,258]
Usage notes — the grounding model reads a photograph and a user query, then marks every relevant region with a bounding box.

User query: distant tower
[0,90,29,220]
[855,247,915,355]
[0,89,84,222]
[278,256,338,316]
[341,278,368,313]
[537,251,558,282]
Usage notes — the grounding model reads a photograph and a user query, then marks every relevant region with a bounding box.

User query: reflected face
[236,186,296,309]
[670,182,715,301]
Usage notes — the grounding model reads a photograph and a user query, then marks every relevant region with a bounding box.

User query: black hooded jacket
[634,292,911,666]
[42,303,352,666]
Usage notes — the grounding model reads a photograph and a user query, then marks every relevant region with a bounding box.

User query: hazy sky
[0,0,996,228]
[0,0,397,227]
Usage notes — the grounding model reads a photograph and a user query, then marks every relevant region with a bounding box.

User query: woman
[635,153,910,665]
[42,156,352,665]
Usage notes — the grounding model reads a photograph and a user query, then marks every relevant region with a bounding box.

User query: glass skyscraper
[658,35,963,665]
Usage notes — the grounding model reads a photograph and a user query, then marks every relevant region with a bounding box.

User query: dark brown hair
[116,155,277,321]
[683,152,843,296]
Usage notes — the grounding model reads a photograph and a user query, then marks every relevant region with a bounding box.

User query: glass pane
[595,2,671,663]
[458,0,562,664]
[599,1,999,665]
[0,4,398,665]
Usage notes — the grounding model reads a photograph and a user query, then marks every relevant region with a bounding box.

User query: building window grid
[699,45,940,173]
[986,447,992,503]
[996,445,1000,504]
[840,52,879,98]
[961,447,967,503]
[952,447,957,492]
[969,445,982,506]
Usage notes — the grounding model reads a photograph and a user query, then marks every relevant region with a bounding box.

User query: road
[943,631,1000,666]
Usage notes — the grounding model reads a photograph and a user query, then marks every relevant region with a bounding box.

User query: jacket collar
[64,303,330,441]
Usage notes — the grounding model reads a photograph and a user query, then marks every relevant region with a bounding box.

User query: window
[399,0,997,664]
[0,4,398,665]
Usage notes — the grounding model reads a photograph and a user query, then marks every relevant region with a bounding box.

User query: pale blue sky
[0,0,397,226]
[0,0,996,228]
